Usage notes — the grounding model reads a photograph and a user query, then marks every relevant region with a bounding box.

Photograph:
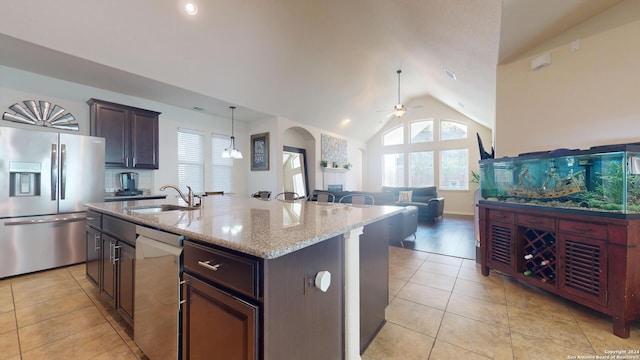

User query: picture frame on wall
[251,132,269,171]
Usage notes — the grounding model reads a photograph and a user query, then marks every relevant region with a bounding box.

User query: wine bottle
[524,248,540,258]
[540,259,551,266]
[541,273,555,283]
[524,263,542,276]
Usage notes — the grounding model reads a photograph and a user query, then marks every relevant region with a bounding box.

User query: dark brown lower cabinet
[101,234,117,305]
[360,218,390,353]
[183,233,346,360]
[117,241,135,325]
[99,233,135,326]
[182,274,258,360]
[479,203,640,338]
[85,225,101,286]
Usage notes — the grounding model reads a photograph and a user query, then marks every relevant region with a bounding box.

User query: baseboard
[443,211,474,216]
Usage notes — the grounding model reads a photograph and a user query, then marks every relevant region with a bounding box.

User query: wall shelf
[321,167,349,173]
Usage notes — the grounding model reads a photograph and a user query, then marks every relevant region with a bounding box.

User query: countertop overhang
[85,196,403,259]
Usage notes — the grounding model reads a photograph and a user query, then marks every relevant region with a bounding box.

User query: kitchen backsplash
[104,169,154,194]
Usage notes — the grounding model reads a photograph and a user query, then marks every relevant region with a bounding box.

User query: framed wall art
[251,132,270,171]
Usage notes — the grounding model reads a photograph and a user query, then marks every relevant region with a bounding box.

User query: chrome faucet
[160,184,199,207]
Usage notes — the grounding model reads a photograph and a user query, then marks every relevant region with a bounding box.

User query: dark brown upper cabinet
[88,98,160,169]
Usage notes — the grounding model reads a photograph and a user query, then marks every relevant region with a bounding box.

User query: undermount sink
[126,204,197,213]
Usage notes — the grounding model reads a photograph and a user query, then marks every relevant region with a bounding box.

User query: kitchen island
[85,195,402,360]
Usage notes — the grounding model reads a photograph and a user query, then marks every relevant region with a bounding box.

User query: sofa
[309,187,445,222]
[381,186,445,222]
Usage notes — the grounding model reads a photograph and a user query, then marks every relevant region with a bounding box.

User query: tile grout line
[68,266,141,360]
[9,278,23,359]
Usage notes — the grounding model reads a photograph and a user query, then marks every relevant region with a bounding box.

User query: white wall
[496,0,640,157]
[0,65,250,196]
[275,117,366,194]
[367,95,492,216]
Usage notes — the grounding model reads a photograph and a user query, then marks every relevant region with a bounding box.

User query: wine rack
[521,228,557,284]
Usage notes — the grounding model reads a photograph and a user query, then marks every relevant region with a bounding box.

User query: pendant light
[393,70,407,117]
[222,106,243,159]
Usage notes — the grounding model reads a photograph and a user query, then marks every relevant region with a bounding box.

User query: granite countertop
[85,196,403,259]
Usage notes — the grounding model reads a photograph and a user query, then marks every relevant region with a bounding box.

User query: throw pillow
[397,190,413,202]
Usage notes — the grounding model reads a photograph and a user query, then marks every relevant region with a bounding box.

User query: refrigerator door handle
[4,215,86,226]
[61,144,67,200]
[51,144,58,200]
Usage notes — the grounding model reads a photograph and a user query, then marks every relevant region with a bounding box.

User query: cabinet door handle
[113,245,121,263]
[198,260,221,271]
[179,280,187,305]
[109,242,114,262]
[94,234,100,251]
[133,157,136,167]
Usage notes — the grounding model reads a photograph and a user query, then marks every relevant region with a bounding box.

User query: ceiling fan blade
[407,105,423,110]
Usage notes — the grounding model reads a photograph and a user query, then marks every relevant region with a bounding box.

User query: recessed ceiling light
[443,68,457,80]
[185,2,198,15]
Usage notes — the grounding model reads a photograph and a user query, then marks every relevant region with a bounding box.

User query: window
[440,120,467,140]
[383,126,404,146]
[410,120,433,143]
[212,134,233,193]
[177,128,204,194]
[440,149,468,190]
[409,151,434,186]
[383,153,404,186]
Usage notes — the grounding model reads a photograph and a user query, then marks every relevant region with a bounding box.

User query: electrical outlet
[571,39,580,52]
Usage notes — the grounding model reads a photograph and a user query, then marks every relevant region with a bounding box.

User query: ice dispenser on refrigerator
[9,162,41,197]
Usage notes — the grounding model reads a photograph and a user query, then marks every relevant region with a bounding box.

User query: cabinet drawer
[103,215,136,245]
[184,241,259,299]
[86,210,102,229]
[559,220,608,240]
[488,209,514,223]
[517,214,555,230]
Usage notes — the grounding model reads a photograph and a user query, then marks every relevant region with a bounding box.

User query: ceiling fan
[379,69,422,118]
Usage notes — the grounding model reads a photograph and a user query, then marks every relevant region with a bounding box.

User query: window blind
[212,134,233,193]
[177,128,204,194]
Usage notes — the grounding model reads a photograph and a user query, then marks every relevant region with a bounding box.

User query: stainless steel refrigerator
[0,126,105,278]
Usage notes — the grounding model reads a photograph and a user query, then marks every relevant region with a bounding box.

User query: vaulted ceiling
[0,0,623,142]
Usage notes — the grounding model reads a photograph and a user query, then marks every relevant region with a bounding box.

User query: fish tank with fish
[479,143,640,218]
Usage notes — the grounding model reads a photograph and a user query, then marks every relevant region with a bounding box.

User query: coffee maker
[116,172,143,196]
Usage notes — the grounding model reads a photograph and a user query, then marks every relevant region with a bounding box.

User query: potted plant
[343,163,352,170]
[320,160,329,168]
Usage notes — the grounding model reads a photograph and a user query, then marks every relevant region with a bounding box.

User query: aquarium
[479,143,640,218]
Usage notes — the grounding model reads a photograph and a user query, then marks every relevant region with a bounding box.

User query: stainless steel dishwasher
[134,225,184,360]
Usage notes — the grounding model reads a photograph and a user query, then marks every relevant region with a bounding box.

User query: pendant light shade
[222,106,243,159]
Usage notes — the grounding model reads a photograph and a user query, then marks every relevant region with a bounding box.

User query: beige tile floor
[0,263,142,360]
[365,247,640,360]
[1,248,640,359]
